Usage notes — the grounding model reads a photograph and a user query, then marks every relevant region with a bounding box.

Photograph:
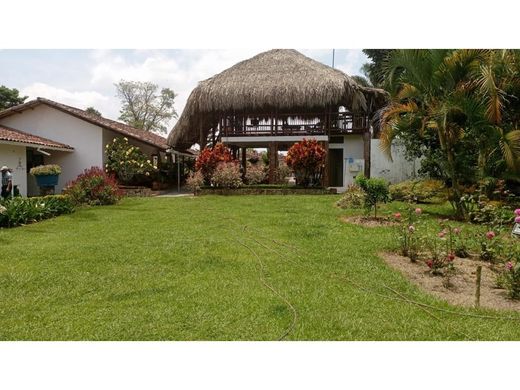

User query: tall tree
[85,106,102,116]
[0,85,28,110]
[115,80,177,134]
[361,49,393,87]
[378,49,520,218]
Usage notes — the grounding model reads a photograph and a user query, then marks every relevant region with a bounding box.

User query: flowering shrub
[394,206,422,261]
[211,162,242,188]
[336,184,366,209]
[286,139,326,187]
[245,163,267,185]
[64,167,122,205]
[504,261,520,299]
[105,137,156,184]
[195,143,233,184]
[476,229,501,262]
[274,161,292,184]
[29,164,62,176]
[355,174,390,218]
[452,226,469,258]
[0,195,74,228]
[186,170,204,194]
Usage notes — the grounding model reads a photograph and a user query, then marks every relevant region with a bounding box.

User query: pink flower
[408,225,415,233]
[394,212,401,219]
[438,230,446,238]
[415,208,422,215]
[486,231,496,240]
[426,260,433,268]
[453,227,461,235]
[515,209,520,216]
[506,262,514,271]
[515,216,520,224]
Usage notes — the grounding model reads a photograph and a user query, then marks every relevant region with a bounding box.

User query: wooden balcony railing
[221,112,369,137]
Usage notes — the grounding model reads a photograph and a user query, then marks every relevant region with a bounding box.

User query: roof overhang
[0,139,74,152]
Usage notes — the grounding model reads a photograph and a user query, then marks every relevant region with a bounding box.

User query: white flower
[0,205,7,214]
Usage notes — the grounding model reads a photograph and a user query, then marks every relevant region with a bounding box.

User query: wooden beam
[241,147,247,180]
[321,141,329,187]
[268,142,278,184]
[363,130,371,178]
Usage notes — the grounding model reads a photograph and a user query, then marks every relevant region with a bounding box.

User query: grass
[1,195,520,340]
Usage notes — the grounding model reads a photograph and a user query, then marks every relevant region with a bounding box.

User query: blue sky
[0,49,368,133]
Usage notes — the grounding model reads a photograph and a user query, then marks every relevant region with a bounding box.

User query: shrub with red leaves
[64,166,122,205]
[286,138,327,187]
[195,143,233,184]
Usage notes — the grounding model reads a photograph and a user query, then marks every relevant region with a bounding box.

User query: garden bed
[380,251,520,312]
[118,185,152,197]
[197,186,336,196]
[341,215,399,228]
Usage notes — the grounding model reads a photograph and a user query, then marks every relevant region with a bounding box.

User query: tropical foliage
[286,138,326,187]
[0,195,74,228]
[64,167,122,206]
[377,49,520,218]
[195,143,233,184]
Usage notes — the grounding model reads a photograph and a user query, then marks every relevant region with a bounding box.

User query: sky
[0,49,368,135]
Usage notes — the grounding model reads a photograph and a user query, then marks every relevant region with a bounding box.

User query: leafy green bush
[389,179,446,203]
[64,167,122,205]
[336,184,365,209]
[355,175,390,218]
[29,164,62,176]
[0,195,74,228]
[105,137,156,184]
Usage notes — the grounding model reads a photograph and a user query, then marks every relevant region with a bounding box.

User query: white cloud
[20,82,116,119]
[88,49,263,130]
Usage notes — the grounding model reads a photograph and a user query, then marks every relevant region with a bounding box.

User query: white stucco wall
[370,139,419,184]
[0,144,28,196]
[329,134,365,192]
[0,105,104,194]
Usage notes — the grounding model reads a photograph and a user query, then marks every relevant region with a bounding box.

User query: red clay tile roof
[0,97,169,150]
[0,124,74,150]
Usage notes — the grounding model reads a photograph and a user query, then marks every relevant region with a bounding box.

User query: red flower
[394,212,401,219]
[426,260,433,268]
[486,231,496,240]
[448,253,455,261]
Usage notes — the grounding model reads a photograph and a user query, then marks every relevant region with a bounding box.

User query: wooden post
[268,142,278,184]
[475,265,482,308]
[241,147,247,180]
[363,130,371,178]
[321,141,329,187]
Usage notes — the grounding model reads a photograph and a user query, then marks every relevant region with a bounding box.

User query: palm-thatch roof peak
[168,49,387,149]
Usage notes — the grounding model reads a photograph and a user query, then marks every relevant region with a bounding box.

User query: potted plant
[30,164,62,189]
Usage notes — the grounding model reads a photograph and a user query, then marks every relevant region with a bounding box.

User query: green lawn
[1,195,520,340]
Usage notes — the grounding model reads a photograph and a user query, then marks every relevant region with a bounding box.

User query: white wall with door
[0,105,103,194]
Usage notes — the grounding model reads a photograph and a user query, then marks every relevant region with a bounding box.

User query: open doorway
[328,148,343,187]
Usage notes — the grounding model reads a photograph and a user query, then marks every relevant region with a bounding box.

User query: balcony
[221,112,369,137]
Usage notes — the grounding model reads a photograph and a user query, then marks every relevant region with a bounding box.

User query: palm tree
[378,49,520,218]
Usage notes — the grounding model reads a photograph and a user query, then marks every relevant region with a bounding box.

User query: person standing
[1,166,13,199]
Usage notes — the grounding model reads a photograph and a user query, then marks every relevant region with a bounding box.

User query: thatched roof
[168,49,388,149]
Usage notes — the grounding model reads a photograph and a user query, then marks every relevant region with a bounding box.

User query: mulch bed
[341,215,399,228]
[380,251,520,312]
